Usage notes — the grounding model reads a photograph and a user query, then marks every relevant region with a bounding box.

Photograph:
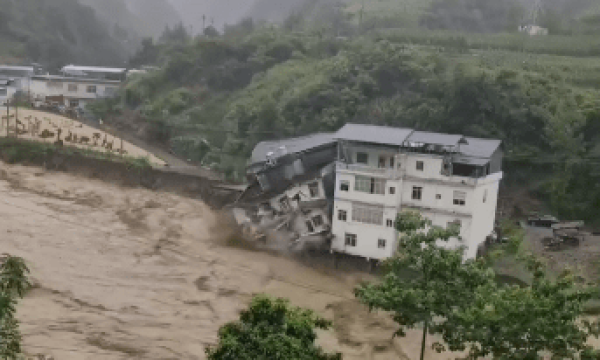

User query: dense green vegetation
[206,295,340,360]
[0,256,30,359]
[357,212,600,359]
[0,137,152,170]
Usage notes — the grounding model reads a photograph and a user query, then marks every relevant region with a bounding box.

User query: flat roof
[61,65,126,74]
[334,123,414,146]
[0,66,34,71]
[406,131,465,147]
[460,137,502,159]
[251,133,336,164]
[31,75,121,85]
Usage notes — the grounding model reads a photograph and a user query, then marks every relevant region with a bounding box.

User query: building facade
[0,79,18,105]
[330,124,503,260]
[30,75,121,109]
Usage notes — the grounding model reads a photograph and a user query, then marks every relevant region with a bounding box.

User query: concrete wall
[0,87,17,105]
[331,198,398,260]
[0,138,236,209]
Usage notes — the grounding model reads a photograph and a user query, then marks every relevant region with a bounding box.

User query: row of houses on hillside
[238,124,503,262]
[0,64,151,109]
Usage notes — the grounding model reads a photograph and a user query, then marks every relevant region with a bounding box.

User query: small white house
[519,24,549,36]
[0,79,18,105]
[0,65,35,96]
[30,75,121,109]
[61,65,127,82]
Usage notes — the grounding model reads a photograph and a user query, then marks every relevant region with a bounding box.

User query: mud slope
[0,162,465,360]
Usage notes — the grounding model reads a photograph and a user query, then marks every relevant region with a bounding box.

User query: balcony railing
[336,161,403,179]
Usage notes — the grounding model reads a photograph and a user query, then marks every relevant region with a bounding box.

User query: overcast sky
[167,0,257,31]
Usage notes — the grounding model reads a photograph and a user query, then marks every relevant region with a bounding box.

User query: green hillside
[0,0,128,68]
[80,0,182,39]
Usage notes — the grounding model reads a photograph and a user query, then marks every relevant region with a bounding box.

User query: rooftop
[251,133,336,164]
[334,123,413,146]
[250,124,502,166]
[460,137,503,159]
[31,75,122,84]
[61,65,127,74]
[0,65,34,72]
[405,131,465,147]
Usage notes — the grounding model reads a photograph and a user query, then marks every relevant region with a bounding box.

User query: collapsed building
[233,124,503,261]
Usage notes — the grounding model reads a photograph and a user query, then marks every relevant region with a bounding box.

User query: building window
[308,182,320,197]
[386,219,394,228]
[389,157,395,168]
[345,233,357,247]
[279,196,292,212]
[338,210,347,221]
[416,161,424,171]
[47,82,63,89]
[340,181,349,192]
[436,194,442,200]
[483,189,488,203]
[378,239,386,249]
[68,84,78,92]
[355,176,385,195]
[312,215,323,227]
[453,191,466,206]
[389,187,395,195]
[0,88,6,96]
[69,100,79,108]
[378,156,386,168]
[352,204,384,225]
[86,85,97,93]
[356,152,368,164]
[412,186,423,200]
[306,221,315,233]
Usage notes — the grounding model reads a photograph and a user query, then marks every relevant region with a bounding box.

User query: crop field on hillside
[375,28,600,57]
[344,0,432,28]
[455,50,600,89]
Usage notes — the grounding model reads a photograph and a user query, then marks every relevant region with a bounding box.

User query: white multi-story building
[330,124,503,260]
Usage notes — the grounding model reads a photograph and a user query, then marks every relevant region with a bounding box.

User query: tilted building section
[241,124,503,260]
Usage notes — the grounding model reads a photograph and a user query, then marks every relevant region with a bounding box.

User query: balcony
[403,171,503,188]
[336,161,403,179]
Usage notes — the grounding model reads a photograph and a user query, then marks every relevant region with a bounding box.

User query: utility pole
[6,98,9,137]
[359,0,365,31]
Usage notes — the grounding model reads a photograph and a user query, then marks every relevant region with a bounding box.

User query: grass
[0,137,153,170]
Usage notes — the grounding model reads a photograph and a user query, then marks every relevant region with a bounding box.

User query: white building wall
[0,87,17,105]
[335,172,402,208]
[331,199,397,260]
[30,79,120,107]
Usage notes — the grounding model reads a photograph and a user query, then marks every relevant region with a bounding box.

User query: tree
[355,211,495,360]
[0,255,31,359]
[205,294,341,360]
[441,255,600,359]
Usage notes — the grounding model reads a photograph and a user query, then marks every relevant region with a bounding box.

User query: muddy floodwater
[1,162,473,359]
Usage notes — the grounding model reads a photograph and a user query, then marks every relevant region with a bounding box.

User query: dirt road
[0,162,467,359]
